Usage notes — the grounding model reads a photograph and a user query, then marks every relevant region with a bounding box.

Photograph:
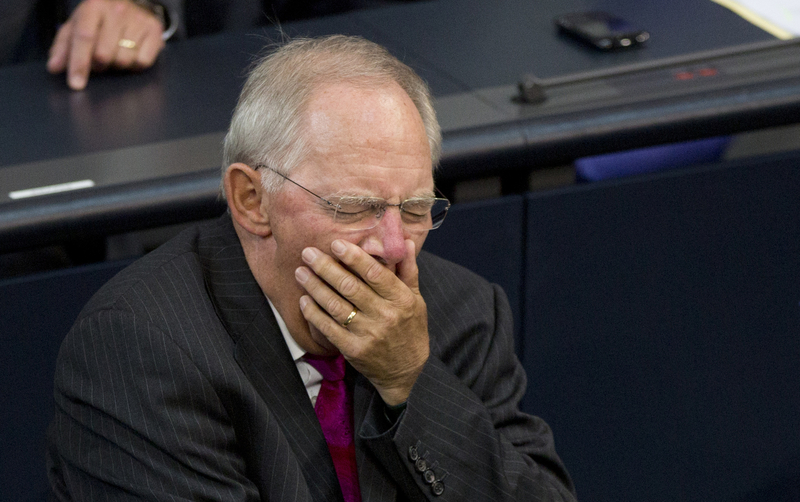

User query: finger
[295,264,359,326]
[113,3,163,69]
[396,239,420,291]
[329,239,407,301]
[112,32,140,69]
[111,21,154,69]
[133,28,165,70]
[67,3,105,90]
[47,22,74,73]
[92,1,128,70]
[298,295,359,355]
[301,246,377,307]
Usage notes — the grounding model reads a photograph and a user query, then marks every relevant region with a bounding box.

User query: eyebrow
[328,190,436,202]
[334,195,384,204]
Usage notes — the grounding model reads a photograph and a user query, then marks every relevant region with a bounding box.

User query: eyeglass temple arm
[254,164,338,209]
[256,163,449,211]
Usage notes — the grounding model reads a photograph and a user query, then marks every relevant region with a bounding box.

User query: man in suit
[47,35,577,501]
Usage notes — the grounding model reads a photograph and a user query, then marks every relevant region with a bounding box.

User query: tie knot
[304,354,346,381]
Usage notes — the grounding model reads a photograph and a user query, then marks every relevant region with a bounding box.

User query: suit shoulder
[418,250,494,293]
[77,220,218,319]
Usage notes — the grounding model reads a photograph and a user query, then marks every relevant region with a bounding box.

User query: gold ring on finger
[118,38,137,49]
[342,308,358,327]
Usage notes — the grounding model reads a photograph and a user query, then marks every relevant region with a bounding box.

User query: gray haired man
[48,35,576,501]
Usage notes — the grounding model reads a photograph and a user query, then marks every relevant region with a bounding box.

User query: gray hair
[222,35,442,194]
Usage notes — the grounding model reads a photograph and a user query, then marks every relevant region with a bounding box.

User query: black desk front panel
[523,153,800,501]
[424,195,526,352]
[0,259,135,502]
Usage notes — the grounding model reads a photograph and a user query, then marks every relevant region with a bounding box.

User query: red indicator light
[698,67,718,77]
[675,71,694,80]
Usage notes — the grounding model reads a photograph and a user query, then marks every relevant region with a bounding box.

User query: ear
[224,163,272,237]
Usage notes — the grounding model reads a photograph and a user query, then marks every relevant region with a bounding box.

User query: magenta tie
[304,354,362,502]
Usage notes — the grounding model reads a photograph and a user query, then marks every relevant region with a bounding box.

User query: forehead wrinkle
[317,163,433,196]
[301,135,433,196]
[316,138,430,166]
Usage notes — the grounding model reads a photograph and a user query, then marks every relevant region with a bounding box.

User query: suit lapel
[199,216,343,502]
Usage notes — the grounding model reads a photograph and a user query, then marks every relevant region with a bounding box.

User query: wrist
[376,353,428,406]
[378,386,411,407]
[127,0,177,40]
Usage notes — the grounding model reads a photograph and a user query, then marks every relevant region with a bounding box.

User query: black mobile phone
[554,11,649,50]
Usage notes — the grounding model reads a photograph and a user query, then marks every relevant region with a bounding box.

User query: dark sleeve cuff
[383,401,407,424]
[129,0,178,40]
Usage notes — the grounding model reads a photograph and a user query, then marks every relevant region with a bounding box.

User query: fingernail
[295,267,309,283]
[69,74,86,90]
[331,240,346,255]
[302,247,318,264]
[299,296,309,310]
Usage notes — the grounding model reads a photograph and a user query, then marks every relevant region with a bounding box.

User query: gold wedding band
[342,308,358,327]
[118,39,137,49]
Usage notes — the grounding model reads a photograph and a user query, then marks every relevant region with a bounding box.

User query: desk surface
[1,0,790,251]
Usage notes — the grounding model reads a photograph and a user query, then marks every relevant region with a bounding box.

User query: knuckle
[73,26,96,43]
[325,297,345,318]
[364,261,384,283]
[338,275,360,297]
[380,305,401,325]
[396,292,418,312]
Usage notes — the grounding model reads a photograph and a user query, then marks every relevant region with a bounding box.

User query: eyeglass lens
[332,197,449,231]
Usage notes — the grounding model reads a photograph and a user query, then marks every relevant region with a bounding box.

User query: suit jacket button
[408,445,419,461]
[423,469,436,484]
[431,481,445,496]
[415,458,428,472]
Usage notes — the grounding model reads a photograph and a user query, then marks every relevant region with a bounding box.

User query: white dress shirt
[267,298,324,407]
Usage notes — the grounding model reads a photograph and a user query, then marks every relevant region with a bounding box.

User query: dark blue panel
[0,260,132,502]
[522,154,800,501]
[423,195,525,353]
[575,136,731,181]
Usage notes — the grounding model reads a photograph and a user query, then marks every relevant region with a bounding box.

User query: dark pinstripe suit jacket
[47,215,576,501]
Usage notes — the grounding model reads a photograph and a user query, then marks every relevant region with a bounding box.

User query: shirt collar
[267,297,306,362]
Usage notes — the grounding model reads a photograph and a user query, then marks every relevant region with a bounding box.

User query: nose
[359,206,408,267]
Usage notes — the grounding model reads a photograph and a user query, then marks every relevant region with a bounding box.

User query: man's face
[262,80,434,351]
